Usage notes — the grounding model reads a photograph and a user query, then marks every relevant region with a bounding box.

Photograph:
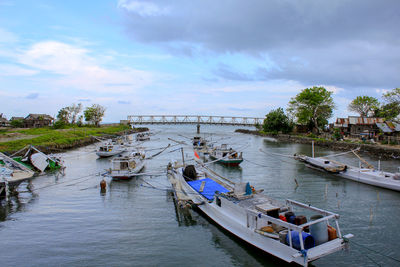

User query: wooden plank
[199,181,206,192]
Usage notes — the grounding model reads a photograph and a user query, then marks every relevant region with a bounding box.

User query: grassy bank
[0,125,146,153]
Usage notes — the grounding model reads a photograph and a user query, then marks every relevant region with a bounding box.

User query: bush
[10,119,24,128]
[53,120,67,129]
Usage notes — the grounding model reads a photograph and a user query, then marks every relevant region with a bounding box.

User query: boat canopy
[188,178,229,200]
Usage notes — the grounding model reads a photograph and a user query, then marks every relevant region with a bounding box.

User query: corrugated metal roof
[376,123,393,133]
[349,116,384,125]
[334,118,349,127]
[392,122,400,131]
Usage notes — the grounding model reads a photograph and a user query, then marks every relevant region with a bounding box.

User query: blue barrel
[286,230,315,250]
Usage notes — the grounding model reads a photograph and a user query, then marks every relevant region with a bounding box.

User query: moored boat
[294,150,400,192]
[96,141,126,158]
[10,145,64,172]
[1,152,35,198]
[136,132,150,141]
[167,161,353,266]
[209,144,243,166]
[109,150,145,179]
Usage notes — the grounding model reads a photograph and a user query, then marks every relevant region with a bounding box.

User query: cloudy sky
[0,0,399,122]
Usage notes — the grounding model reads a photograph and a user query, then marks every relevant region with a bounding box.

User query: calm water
[1,125,400,267]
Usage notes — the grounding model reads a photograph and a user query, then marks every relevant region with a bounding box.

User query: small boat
[294,155,347,173]
[136,132,150,141]
[10,145,64,172]
[192,136,207,150]
[110,150,146,179]
[167,161,353,266]
[96,141,126,158]
[209,144,243,166]
[1,152,35,198]
[294,149,400,192]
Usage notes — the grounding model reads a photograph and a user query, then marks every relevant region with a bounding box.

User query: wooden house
[23,114,54,128]
[0,113,9,127]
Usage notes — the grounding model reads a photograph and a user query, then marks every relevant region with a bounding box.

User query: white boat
[295,150,400,192]
[96,141,126,158]
[110,150,145,179]
[192,136,207,150]
[209,144,243,166]
[136,132,150,141]
[1,152,35,198]
[167,162,353,266]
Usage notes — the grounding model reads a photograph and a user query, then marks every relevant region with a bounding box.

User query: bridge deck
[127,115,263,126]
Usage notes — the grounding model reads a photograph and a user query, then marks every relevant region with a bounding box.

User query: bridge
[127,115,263,127]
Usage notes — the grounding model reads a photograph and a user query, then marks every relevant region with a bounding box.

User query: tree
[375,102,400,120]
[68,103,82,124]
[57,107,71,123]
[84,104,106,127]
[10,119,23,128]
[348,96,379,117]
[287,86,335,133]
[263,108,293,133]
[383,88,400,104]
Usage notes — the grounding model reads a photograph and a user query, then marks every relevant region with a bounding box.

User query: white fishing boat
[167,161,353,266]
[295,148,400,192]
[110,150,145,179]
[1,152,35,198]
[136,132,150,141]
[95,141,126,158]
[10,145,64,172]
[209,144,243,166]
[192,136,207,150]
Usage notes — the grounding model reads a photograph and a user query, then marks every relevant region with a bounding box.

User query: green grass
[0,125,131,152]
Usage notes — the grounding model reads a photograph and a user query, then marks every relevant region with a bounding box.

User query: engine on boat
[183,165,197,181]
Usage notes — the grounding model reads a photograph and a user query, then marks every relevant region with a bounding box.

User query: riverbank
[236,129,400,159]
[0,125,148,154]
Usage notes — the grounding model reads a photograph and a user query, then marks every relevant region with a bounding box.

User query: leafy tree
[348,96,379,117]
[374,102,400,120]
[383,88,400,104]
[263,108,293,133]
[287,86,335,133]
[57,107,71,124]
[84,104,106,127]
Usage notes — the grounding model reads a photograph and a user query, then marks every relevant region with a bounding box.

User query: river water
[1,125,400,267]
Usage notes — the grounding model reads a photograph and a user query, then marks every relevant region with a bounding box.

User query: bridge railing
[127,115,263,126]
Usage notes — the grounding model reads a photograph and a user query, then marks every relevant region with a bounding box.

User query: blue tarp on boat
[187,178,229,200]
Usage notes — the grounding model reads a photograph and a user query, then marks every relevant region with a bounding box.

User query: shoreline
[0,127,148,155]
[235,129,400,159]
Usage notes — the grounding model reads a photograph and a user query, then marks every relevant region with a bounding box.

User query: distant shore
[0,125,148,154]
[235,129,400,159]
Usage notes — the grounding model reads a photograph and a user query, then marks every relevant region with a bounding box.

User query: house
[0,113,9,127]
[10,116,24,121]
[23,114,54,128]
[333,116,385,138]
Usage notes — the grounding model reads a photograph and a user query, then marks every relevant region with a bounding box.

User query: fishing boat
[109,150,145,179]
[294,149,400,192]
[0,152,35,198]
[10,145,64,172]
[95,141,126,158]
[136,132,150,141]
[192,136,207,149]
[167,160,353,266]
[209,144,243,166]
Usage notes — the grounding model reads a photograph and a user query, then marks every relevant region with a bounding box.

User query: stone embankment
[19,127,148,154]
[235,129,400,159]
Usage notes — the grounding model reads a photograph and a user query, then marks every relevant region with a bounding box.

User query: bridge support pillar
[197,124,200,134]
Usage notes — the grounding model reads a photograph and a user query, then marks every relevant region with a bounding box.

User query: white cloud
[17,41,155,93]
[320,85,345,94]
[118,0,169,17]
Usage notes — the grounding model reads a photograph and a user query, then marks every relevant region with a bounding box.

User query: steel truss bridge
[127,115,263,126]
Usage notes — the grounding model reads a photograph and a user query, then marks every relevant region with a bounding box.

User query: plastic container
[327,225,337,240]
[286,230,315,250]
[309,215,329,245]
[279,230,288,244]
[285,211,296,224]
[294,215,307,225]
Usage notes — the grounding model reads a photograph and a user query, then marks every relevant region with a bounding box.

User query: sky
[0,0,399,122]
